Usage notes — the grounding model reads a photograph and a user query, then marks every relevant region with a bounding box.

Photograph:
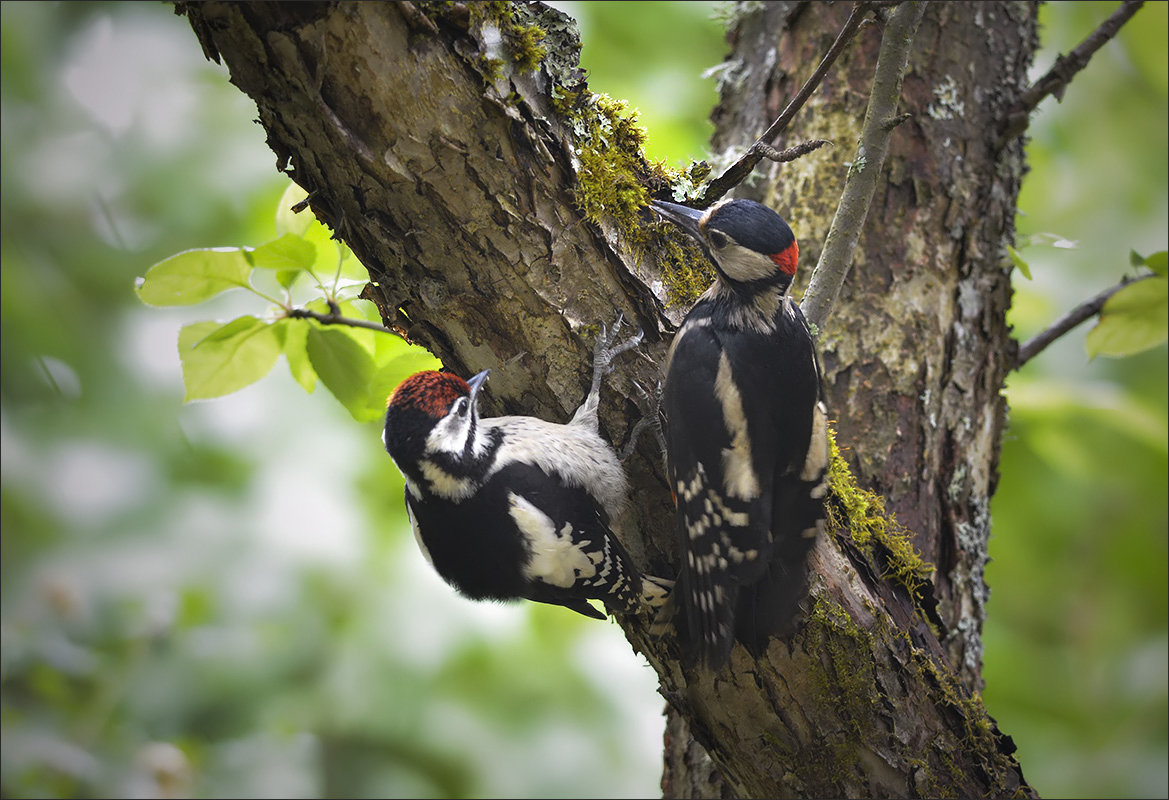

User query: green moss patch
[825,428,935,604]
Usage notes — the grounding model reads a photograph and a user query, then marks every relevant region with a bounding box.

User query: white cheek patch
[426,412,471,457]
[714,352,761,501]
[509,493,596,589]
[717,245,779,283]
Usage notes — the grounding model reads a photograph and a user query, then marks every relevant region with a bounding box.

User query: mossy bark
[180,2,1037,797]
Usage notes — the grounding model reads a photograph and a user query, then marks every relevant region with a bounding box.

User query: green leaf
[273,318,317,393]
[275,270,301,291]
[1085,276,1169,358]
[369,347,442,410]
[301,219,366,281]
[1143,250,1167,277]
[251,233,317,273]
[275,181,313,237]
[337,300,378,354]
[302,298,378,356]
[274,182,366,283]
[192,316,253,345]
[1007,245,1032,280]
[306,327,378,421]
[338,244,367,281]
[178,316,282,400]
[136,248,252,307]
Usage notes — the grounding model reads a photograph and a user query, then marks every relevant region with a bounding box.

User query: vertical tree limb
[801,1,926,330]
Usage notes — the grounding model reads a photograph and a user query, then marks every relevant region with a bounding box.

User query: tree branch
[754,138,832,164]
[286,306,397,334]
[697,2,875,206]
[800,1,926,330]
[998,0,1144,146]
[1014,272,1152,369]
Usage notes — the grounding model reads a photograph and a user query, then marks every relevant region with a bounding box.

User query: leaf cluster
[135,183,438,422]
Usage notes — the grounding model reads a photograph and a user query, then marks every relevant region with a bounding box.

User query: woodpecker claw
[592,312,643,392]
[572,313,644,430]
[619,379,666,463]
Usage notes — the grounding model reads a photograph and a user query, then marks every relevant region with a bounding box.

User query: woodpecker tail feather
[732,555,812,656]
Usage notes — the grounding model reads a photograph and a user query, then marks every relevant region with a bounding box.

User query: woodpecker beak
[650,199,705,241]
[466,369,490,403]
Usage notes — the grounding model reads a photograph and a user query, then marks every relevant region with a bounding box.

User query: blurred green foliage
[983,3,1168,797]
[1,2,1164,799]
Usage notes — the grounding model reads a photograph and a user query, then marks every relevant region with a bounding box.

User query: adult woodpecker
[651,197,829,669]
[382,319,670,621]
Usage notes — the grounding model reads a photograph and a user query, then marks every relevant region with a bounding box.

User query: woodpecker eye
[452,397,469,417]
[708,230,728,250]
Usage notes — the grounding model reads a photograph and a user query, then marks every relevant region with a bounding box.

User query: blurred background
[1,1,1164,798]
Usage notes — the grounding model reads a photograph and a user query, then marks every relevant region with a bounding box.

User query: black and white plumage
[382,322,670,620]
[652,198,830,669]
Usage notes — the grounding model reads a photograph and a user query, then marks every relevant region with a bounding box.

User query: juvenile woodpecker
[651,197,829,669]
[382,320,670,620]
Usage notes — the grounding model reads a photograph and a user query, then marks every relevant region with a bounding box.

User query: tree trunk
[179,2,1037,796]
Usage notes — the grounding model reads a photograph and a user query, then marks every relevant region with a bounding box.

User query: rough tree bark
[179,2,1039,796]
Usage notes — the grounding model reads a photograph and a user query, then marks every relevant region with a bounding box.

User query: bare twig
[1014,272,1153,369]
[286,306,394,334]
[998,0,1144,146]
[755,139,833,164]
[800,1,926,331]
[698,2,876,206]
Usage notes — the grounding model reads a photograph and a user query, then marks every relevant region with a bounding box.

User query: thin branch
[800,1,926,331]
[998,0,1144,146]
[1014,272,1152,369]
[755,139,833,164]
[286,306,393,334]
[698,2,875,206]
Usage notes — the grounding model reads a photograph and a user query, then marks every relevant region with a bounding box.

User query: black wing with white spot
[731,303,827,654]
[490,462,645,619]
[664,299,828,667]
[664,313,777,667]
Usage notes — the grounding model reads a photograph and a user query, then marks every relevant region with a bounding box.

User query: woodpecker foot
[619,379,666,462]
[590,312,644,398]
[573,313,643,428]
